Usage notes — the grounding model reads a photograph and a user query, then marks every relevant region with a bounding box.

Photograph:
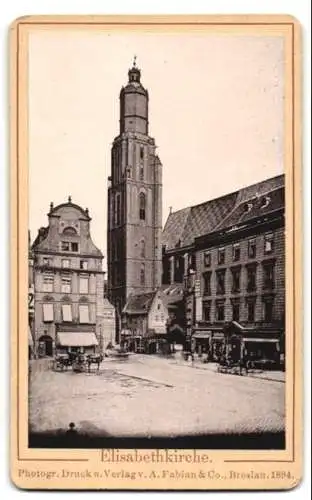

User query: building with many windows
[30,197,111,357]
[162,174,285,361]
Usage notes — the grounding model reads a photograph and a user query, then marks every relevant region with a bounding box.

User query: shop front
[55,331,99,356]
[192,326,225,362]
[224,322,282,369]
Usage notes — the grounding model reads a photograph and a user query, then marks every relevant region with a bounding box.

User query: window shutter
[62,304,72,322]
[43,303,54,322]
[79,277,89,294]
[79,305,90,323]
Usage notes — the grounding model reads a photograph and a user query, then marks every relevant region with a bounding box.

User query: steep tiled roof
[162,175,284,250]
[123,291,157,315]
[214,186,284,231]
[162,207,191,250]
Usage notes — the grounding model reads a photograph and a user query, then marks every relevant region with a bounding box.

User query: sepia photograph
[10,15,302,490]
[27,26,286,450]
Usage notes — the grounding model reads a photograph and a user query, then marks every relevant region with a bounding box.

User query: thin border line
[17,21,294,26]
[15,19,296,464]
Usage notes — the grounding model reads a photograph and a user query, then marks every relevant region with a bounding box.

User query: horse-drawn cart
[53,331,103,373]
[53,352,103,373]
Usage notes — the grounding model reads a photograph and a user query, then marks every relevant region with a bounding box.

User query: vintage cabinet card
[10,14,302,490]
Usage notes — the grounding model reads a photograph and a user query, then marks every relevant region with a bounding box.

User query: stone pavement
[29,353,285,438]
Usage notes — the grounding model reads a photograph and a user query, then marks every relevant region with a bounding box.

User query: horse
[53,353,71,371]
[86,353,103,372]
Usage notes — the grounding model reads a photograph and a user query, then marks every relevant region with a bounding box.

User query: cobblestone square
[29,354,285,444]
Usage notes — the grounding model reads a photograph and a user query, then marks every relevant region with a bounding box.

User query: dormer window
[61,241,79,253]
[261,196,271,208]
[244,202,253,213]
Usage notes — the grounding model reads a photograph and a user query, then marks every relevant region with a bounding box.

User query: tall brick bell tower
[107,58,163,326]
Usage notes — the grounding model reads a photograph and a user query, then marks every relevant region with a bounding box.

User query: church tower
[107,59,163,317]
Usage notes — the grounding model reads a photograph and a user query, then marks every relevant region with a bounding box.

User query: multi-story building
[31,197,110,357]
[162,174,285,359]
[28,231,35,358]
[107,60,163,327]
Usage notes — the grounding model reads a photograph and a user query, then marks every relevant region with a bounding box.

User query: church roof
[214,186,284,232]
[162,174,284,250]
[123,291,158,315]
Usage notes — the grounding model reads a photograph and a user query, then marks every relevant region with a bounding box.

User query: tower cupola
[119,57,149,135]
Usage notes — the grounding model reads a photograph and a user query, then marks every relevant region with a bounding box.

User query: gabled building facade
[31,197,107,357]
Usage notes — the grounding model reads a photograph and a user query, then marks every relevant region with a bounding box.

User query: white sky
[28,30,284,267]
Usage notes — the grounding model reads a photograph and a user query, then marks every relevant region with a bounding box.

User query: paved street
[29,353,285,440]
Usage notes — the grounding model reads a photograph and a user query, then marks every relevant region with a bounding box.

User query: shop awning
[242,338,279,343]
[193,332,211,339]
[212,333,224,340]
[56,332,98,347]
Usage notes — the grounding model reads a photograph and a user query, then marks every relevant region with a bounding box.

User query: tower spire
[133,54,137,68]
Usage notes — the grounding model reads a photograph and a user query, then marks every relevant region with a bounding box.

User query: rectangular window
[43,303,54,322]
[61,241,70,251]
[264,300,274,322]
[140,145,144,160]
[62,304,72,322]
[79,276,89,294]
[61,276,71,293]
[216,302,225,321]
[264,233,274,254]
[232,303,240,322]
[232,243,240,262]
[216,270,226,295]
[247,265,257,292]
[71,242,79,252]
[79,305,90,323]
[231,268,241,293]
[248,238,257,258]
[204,252,211,267]
[202,301,211,322]
[218,248,225,265]
[203,271,211,295]
[43,274,54,293]
[247,301,256,322]
[62,259,70,268]
[263,262,275,290]
[80,260,88,270]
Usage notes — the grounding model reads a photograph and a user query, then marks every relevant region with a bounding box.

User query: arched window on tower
[140,239,145,258]
[140,263,145,286]
[139,192,146,221]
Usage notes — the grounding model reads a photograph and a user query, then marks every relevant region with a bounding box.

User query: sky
[28,30,284,267]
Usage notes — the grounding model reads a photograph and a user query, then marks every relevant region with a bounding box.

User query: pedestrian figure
[64,422,79,447]
[66,422,78,436]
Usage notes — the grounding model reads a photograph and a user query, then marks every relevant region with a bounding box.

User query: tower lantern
[119,58,149,135]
